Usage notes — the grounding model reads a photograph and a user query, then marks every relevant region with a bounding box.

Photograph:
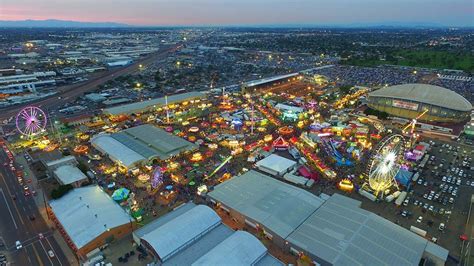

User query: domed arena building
[368,84,472,123]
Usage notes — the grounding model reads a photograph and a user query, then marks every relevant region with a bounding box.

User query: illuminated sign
[392,100,419,111]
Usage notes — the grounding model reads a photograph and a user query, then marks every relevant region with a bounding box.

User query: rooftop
[286,193,447,265]
[369,83,472,112]
[140,204,221,261]
[244,73,299,87]
[53,165,87,185]
[103,91,205,116]
[91,124,198,167]
[255,154,297,175]
[191,231,270,266]
[49,186,132,249]
[135,203,282,265]
[91,134,146,168]
[208,170,324,238]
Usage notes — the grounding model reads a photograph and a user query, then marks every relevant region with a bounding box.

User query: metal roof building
[208,172,448,265]
[256,154,297,176]
[208,170,324,238]
[49,186,133,251]
[103,91,205,116]
[53,165,88,186]
[286,193,448,265]
[134,203,282,265]
[91,124,198,168]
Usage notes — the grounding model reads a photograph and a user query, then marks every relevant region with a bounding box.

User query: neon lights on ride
[16,106,47,137]
[188,126,199,133]
[338,179,354,192]
[151,167,163,189]
[205,155,232,180]
[190,152,203,162]
[367,134,405,197]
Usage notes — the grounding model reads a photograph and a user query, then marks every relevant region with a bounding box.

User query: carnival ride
[402,109,428,147]
[205,155,233,180]
[320,138,353,166]
[151,167,164,189]
[366,134,406,197]
[16,106,47,138]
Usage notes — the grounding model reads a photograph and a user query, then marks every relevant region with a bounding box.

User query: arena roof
[286,193,446,265]
[49,186,132,249]
[369,83,472,112]
[103,91,205,115]
[208,170,324,238]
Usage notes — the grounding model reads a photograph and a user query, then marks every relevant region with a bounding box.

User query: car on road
[439,223,445,231]
[416,216,423,223]
[38,233,44,239]
[15,241,22,250]
[48,250,54,258]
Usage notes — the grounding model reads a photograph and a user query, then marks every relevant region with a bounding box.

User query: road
[0,43,182,121]
[0,146,68,265]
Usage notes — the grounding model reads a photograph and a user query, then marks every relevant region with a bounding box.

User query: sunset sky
[1,0,473,26]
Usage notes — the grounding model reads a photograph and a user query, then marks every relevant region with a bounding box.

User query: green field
[344,50,474,72]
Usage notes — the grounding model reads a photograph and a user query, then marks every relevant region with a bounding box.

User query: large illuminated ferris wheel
[16,106,47,138]
[367,134,405,196]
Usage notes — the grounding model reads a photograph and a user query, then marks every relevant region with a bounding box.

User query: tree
[339,85,353,95]
[51,184,73,199]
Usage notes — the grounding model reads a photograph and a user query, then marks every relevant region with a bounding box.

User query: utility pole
[165,95,170,124]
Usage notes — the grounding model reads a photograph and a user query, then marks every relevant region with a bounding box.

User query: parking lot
[350,139,473,262]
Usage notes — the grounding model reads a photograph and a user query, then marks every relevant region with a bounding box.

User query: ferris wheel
[367,134,405,195]
[16,106,47,138]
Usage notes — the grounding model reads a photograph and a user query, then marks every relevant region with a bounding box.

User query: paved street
[0,148,67,265]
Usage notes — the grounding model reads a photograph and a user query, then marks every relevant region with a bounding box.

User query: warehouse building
[208,170,324,246]
[48,186,134,259]
[103,91,205,116]
[133,202,282,265]
[368,84,472,123]
[208,171,448,266]
[91,124,198,169]
[53,165,88,187]
[241,73,301,93]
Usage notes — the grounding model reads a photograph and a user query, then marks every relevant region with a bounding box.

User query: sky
[1,0,473,26]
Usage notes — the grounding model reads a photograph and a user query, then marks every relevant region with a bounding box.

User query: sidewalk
[16,155,79,266]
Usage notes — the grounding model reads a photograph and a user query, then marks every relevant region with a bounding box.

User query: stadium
[367,83,472,123]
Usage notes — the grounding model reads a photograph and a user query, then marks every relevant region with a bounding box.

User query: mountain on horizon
[0,19,461,29]
[0,19,131,28]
